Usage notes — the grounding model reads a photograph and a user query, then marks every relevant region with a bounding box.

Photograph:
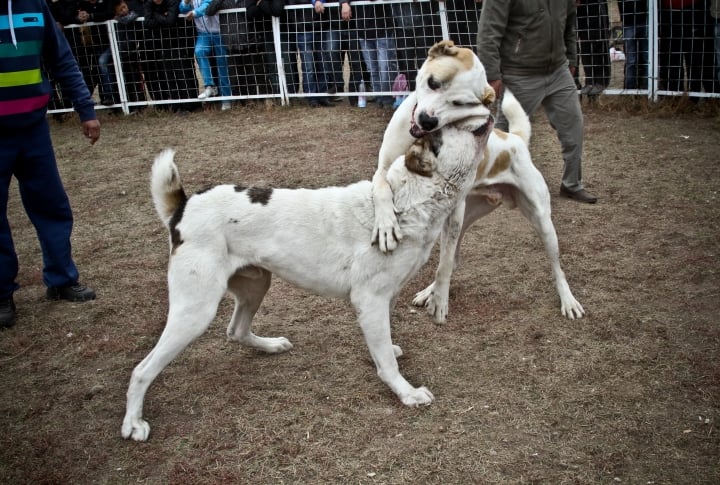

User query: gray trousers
[498,66,586,192]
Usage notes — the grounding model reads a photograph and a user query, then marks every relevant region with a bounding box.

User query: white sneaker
[221,102,231,111]
[198,86,217,100]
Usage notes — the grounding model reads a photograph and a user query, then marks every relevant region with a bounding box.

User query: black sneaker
[0,298,16,329]
[46,284,96,302]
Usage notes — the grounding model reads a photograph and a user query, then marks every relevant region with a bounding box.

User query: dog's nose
[418,112,438,131]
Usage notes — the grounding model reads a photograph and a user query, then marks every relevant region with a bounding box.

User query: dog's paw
[121,417,151,442]
[560,297,585,320]
[400,386,435,407]
[257,336,294,354]
[412,283,435,307]
[413,283,449,324]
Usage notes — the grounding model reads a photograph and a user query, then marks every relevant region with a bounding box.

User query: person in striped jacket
[0,0,101,329]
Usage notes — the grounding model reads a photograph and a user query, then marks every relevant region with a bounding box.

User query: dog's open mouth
[409,105,426,138]
[472,114,494,138]
[409,106,494,139]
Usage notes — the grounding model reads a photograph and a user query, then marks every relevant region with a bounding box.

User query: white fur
[121,117,493,441]
[371,45,584,321]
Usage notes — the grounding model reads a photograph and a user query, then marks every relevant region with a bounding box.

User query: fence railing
[49,0,720,115]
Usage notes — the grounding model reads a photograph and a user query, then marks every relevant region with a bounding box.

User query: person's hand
[185,10,195,20]
[489,79,503,102]
[314,1,325,14]
[569,65,577,77]
[82,119,101,145]
[341,2,351,20]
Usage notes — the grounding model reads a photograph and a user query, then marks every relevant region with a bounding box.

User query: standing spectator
[179,0,232,110]
[98,0,144,107]
[713,0,720,82]
[659,0,719,96]
[338,1,368,104]
[245,0,285,96]
[576,0,611,97]
[1,0,101,328]
[314,0,349,101]
[283,0,331,106]
[618,0,649,90]
[355,0,398,108]
[143,0,199,113]
[477,0,597,203]
[75,0,115,100]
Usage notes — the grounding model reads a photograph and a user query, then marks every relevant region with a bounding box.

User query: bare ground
[0,99,718,484]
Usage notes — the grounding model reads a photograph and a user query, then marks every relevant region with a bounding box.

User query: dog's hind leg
[352,290,434,407]
[122,266,227,441]
[514,183,585,319]
[225,268,293,353]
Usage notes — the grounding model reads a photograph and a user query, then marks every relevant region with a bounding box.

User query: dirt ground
[0,98,718,484]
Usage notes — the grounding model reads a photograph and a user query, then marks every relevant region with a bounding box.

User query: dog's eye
[452,100,480,107]
[427,76,441,91]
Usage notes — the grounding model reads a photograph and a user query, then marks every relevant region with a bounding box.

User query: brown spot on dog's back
[493,128,508,140]
[476,147,490,177]
[487,150,512,178]
[248,186,273,205]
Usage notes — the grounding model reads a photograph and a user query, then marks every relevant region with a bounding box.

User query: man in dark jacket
[478,0,597,203]
[0,0,100,328]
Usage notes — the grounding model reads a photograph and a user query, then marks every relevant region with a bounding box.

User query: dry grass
[0,100,718,484]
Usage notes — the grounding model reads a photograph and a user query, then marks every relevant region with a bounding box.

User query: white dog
[371,41,585,322]
[121,82,494,440]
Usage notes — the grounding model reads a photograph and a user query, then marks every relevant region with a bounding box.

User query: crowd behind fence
[48,0,720,116]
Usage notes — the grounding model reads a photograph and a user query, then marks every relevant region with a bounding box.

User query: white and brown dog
[371,41,585,322]
[121,63,494,439]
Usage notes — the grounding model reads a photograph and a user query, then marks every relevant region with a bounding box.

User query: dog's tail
[151,149,187,229]
[501,89,531,146]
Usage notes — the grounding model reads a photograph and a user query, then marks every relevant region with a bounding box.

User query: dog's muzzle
[409,105,439,139]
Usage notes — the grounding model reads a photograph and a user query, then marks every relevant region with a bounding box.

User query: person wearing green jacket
[477,0,597,204]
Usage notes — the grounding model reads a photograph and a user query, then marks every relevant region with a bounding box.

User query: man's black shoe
[46,284,96,302]
[560,185,598,204]
[0,298,16,329]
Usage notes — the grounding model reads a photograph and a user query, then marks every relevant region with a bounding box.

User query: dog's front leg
[413,201,466,324]
[352,290,434,407]
[371,94,418,252]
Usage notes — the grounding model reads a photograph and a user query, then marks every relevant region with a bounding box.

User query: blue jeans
[98,48,115,101]
[0,121,79,298]
[195,32,231,97]
[715,22,720,83]
[296,31,322,95]
[321,29,343,92]
[623,23,649,90]
[359,36,398,104]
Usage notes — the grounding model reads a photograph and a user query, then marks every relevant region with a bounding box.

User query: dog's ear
[483,85,496,106]
[428,40,457,60]
[404,140,434,177]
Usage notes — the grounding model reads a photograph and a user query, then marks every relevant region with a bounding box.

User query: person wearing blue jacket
[0,0,101,328]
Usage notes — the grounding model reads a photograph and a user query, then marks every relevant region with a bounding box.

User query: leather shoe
[0,298,16,328]
[46,284,96,302]
[560,185,597,204]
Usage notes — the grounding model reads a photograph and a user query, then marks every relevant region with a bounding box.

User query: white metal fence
[48,0,720,115]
